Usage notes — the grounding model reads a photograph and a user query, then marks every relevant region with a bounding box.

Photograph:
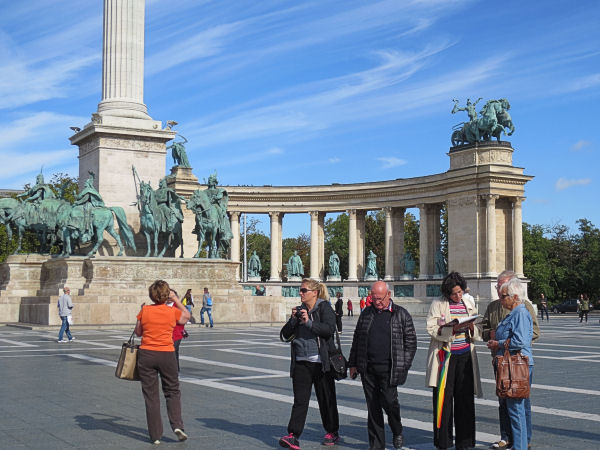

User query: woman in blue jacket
[487,277,533,450]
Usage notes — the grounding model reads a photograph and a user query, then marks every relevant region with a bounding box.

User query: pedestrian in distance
[348,281,417,450]
[347,298,353,316]
[182,289,194,324]
[482,270,539,449]
[279,278,341,449]
[360,297,366,313]
[579,294,590,323]
[135,280,190,444]
[538,293,549,321]
[57,287,75,343]
[200,287,214,328]
[334,292,344,333]
[426,272,483,450]
[487,277,534,450]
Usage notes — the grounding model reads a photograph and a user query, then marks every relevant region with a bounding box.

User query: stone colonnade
[222,144,531,284]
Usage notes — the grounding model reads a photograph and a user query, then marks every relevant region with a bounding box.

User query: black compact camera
[295,304,308,319]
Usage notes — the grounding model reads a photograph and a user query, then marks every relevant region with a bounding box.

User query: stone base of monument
[2,256,297,326]
[287,276,302,282]
[326,276,341,282]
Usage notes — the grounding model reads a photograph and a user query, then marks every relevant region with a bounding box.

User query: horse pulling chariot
[451,98,515,146]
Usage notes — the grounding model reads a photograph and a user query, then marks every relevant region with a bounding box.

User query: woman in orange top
[135,280,190,444]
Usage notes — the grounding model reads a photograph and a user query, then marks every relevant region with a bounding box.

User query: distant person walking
[539,293,549,321]
[334,292,344,333]
[347,299,353,316]
[200,287,214,328]
[182,289,194,324]
[360,297,366,313]
[57,287,75,343]
[579,294,590,323]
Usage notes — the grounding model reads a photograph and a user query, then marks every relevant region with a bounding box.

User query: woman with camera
[279,278,341,449]
[135,280,190,444]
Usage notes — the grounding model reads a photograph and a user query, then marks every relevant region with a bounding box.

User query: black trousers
[288,361,339,437]
[335,314,343,332]
[432,351,475,449]
[580,310,589,322]
[361,363,403,449]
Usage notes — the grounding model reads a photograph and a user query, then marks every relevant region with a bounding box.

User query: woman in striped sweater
[425,272,483,450]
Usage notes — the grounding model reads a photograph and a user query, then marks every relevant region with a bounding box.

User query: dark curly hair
[441,271,467,299]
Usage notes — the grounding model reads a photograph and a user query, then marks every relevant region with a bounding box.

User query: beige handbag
[115,330,140,381]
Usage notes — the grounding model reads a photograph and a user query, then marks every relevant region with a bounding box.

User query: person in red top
[347,299,353,316]
[360,297,366,312]
[366,291,373,307]
[135,280,190,444]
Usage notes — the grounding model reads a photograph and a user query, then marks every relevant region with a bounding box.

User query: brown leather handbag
[494,338,530,399]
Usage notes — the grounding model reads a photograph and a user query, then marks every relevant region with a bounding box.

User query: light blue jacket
[495,303,534,366]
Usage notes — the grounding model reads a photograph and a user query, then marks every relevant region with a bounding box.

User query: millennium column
[347,209,358,281]
[384,207,394,281]
[230,212,241,280]
[513,197,524,276]
[70,0,175,255]
[485,195,499,277]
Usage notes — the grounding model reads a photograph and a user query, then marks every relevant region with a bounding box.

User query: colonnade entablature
[224,143,533,285]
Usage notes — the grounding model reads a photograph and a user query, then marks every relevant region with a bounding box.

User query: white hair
[500,277,524,303]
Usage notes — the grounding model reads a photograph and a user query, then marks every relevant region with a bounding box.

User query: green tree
[522,223,555,301]
[404,211,420,275]
[239,217,271,281]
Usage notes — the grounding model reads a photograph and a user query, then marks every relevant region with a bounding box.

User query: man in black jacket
[334,292,344,333]
[348,281,417,450]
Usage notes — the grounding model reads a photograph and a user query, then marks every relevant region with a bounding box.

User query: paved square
[0,313,598,449]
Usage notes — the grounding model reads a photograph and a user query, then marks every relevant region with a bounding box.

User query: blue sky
[1,0,598,238]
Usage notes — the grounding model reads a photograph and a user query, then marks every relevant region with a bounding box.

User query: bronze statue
[168,136,191,168]
[451,98,515,146]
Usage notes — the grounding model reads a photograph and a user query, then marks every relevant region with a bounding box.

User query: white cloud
[570,140,592,151]
[377,157,407,169]
[328,158,341,164]
[0,149,75,179]
[555,177,592,191]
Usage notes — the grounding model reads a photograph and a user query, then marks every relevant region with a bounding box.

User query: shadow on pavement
[75,413,150,443]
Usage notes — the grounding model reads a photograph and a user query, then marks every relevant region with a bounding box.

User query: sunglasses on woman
[299,288,315,294]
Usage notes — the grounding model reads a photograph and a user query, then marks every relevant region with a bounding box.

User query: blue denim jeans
[506,366,533,450]
[200,307,213,327]
[58,316,72,341]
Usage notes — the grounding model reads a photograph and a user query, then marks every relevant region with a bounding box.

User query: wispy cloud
[377,157,407,169]
[0,149,74,179]
[570,140,592,151]
[555,177,592,191]
[0,112,87,150]
[201,146,285,169]
[328,158,341,164]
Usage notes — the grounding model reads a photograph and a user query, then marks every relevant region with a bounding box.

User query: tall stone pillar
[347,209,358,281]
[485,195,499,277]
[98,0,150,119]
[70,0,175,254]
[310,211,320,280]
[357,210,366,279]
[513,197,524,276]
[393,208,406,279]
[384,207,394,281]
[418,204,430,279]
[318,212,325,279]
[230,212,240,280]
[269,211,282,281]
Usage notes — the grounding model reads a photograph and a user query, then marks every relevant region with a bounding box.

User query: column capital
[309,210,320,219]
[382,206,393,217]
[347,208,357,216]
[512,196,525,206]
[229,211,241,220]
[269,211,282,218]
[481,194,500,203]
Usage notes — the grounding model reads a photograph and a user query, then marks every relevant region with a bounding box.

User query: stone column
[98,0,150,119]
[357,210,366,279]
[310,211,320,280]
[418,204,429,279]
[318,212,325,279]
[485,195,499,277]
[384,207,394,281]
[269,211,282,281]
[229,212,240,280]
[513,197,524,276]
[347,209,358,281]
[393,207,406,279]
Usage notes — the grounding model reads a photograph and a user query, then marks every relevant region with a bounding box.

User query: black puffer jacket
[348,302,417,386]
[280,299,337,377]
